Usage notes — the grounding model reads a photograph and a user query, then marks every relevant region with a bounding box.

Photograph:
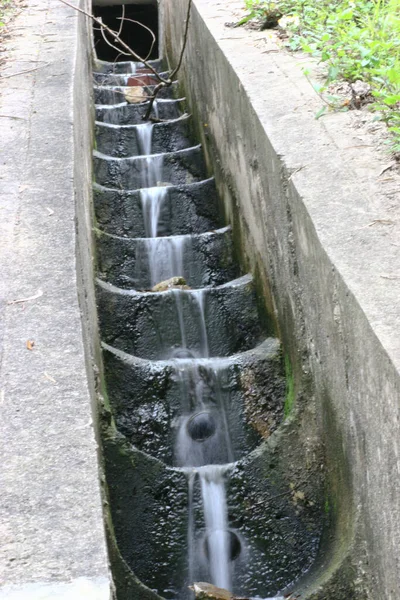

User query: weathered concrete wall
[163,1,400,598]
[0,0,111,597]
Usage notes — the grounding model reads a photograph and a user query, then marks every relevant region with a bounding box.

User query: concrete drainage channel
[2,0,400,598]
[91,4,325,600]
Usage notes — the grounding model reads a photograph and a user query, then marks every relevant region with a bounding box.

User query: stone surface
[163,2,400,599]
[191,582,233,599]
[0,0,110,595]
[151,276,189,291]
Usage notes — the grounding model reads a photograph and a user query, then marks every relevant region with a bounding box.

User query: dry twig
[58,0,167,81]
[58,0,192,121]
[0,63,49,79]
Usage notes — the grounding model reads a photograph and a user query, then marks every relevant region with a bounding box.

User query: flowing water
[136,122,153,155]
[93,52,320,600]
[143,235,187,288]
[140,187,167,237]
[136,110,238,585]
[97,90,249,593]
[199,466,231,591]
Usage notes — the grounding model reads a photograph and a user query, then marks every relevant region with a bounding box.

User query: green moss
[284,354,295,417]
[324,498,331,514]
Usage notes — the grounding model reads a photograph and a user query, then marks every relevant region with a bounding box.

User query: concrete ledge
[0,0,110,595]
[163,1,400,598]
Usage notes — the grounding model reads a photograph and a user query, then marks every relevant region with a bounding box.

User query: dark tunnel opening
[93,3,159,62]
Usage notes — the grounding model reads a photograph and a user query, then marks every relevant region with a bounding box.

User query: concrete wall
[163,2,400,598]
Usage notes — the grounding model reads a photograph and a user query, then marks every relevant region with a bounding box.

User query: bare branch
[58,0,192,122]
[0,63,49,79]
[170,0,192,80]
[117,4,125,38]
[142,0,192,120]
[143,81,168,120]
[116,16,156,62]
[57,0,170,84]
[100,23,130,58]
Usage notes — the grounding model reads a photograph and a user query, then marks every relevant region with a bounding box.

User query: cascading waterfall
[143,235,187,288]
[136,122,153,156]
[141,154,164,188]
[172,290,188,352]
[191,289,209,358]
[136,124,188,288]
[199,466,232,591]
[172,301,237,590]
[136,123,165,188]
[93,51,320,600]
[140,187,167,237]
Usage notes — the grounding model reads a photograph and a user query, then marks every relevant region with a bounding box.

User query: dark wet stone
[95,116,193,157]
[93,179,221,238]
[96,99,184,125]
[203,530,241,563]
[187,411,217,442]
[93,146,206,190]
[95,227,238,290]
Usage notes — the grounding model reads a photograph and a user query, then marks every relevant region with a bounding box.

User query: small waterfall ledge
[92,55,324,600]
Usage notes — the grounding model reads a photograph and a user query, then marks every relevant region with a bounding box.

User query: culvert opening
[93,3,158,62]
[90,10,325,599]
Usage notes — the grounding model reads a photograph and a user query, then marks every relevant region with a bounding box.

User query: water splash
[192,289,209,358]
[199,465,231,591]
[187,471,196,596]
[153,99,159,119]
[142,155,164,188]
[174,363,232,467]
[172,290,187,350]
[213,368,234,464]
[140,187,167,237]
[144,236,187,288]
[136,122,153,155]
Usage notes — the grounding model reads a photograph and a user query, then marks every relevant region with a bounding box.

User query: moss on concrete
[284,354,295,418]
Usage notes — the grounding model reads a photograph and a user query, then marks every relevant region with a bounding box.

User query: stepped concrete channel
[92,51,322,600]
[1,0,400,599]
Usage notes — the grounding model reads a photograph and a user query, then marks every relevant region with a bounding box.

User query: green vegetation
[324,497,331,514]
[284,354,295,418]
[241,0,400,152]
[0,0,15,27]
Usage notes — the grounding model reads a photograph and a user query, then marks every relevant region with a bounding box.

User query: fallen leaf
[46,207,54,216]
[124,86,147,104]
[293,490,305,501]
[26,340,35,350]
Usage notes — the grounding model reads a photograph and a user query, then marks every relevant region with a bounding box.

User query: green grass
[241,0,400,153]
[0,0,17,29]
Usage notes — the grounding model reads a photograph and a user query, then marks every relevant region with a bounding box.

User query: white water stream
[140,187,167,238]
[136,114,235,593]
[174,359,235,590]
[143,236,186,288]
[192,289,209,358]
[199,465,232,591]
